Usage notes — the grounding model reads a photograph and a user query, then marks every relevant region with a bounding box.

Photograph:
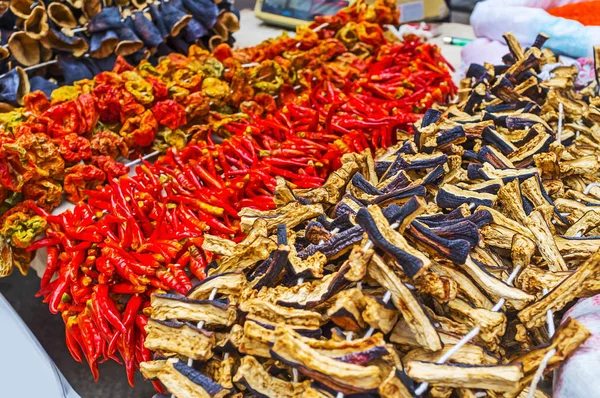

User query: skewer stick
[556,102,564,144]
[525,288,556,398]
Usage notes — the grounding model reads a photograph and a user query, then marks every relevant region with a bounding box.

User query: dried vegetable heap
[0,0,455,279]
[0,0,238,99]
[139,34,600,397]
[21,0,459,387]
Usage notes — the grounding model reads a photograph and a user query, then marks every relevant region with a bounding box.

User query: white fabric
[0,294,80,398]
[554,296,600,398]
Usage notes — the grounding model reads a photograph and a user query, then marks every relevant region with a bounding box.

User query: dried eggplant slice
[524,210,568,272]
[518,250,600,329]
[407,221,471,264]
[204,225,277,276]
[325,288,366,331]
[458,257,534,310]
[361,294,399,334]
[254,247,372,309]
[145,319,216,361]
[187,273,247,300]
[404,343,498,365]
[151,294,237,327]
[287,237,327,278]
[436,184,497,209]
[270,326,383,394]
[405,361,524,392]
[239,201,324,234]
[141,359,229,397]
[430,263,493,310]
[447,298,506,352]
[296,159,359,205]
[240,298,322,329]
[233,355,310,397]
[379,368,415,398]
[298,225,364,260]
[368,253,442,351]
[356,205,430,279]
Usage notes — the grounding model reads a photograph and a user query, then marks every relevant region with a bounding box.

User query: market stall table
[0,10,474,398]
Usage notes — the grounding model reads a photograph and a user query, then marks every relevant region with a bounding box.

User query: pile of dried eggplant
[140,33,600,397]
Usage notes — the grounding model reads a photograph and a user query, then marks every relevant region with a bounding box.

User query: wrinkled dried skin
[151,295,237,327]
[430,263,493,310]
[564,210,600,237]
[459,257,534,310]
[379,369,414,398]
[518,250,600,328]
[239,201,324,234]
[155,359,229,398]
[208,236,276,276]
[187,273,247,301]
[145,319,216,361]
[270,326,383,394]
[240,298,322,329]
[233,355,310,397]
[274,176,297,206]
[287,236,326,278]
[524,210,568,272]
[405,343,499,366]
[324,288,366,331]
[511,234,536,269]
[448,298,507,352]
[368,253,442,351]
[414,271,458,303]
[515,267,568,297]
[497,180,528,225]
[297,160,359,205]
[366,205,431,278]
[511,317,590,387]
[253,247,371,309]
[477,206,533,239]
[405,361,523,392]
[361,295,399,334]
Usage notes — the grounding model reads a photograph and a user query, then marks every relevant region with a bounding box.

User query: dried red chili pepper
[152,100,187,130]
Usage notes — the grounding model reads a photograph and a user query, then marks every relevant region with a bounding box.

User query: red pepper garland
[31,5,455,389]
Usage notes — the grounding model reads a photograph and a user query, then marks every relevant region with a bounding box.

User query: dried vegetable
[0,0,239,99]
[0,0,456,280]
[139,34,600,397]
[25,0,459,386]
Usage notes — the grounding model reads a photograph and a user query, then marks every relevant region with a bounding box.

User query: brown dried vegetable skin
[140,34,600,397]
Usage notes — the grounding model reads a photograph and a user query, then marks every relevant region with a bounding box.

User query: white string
[414,262,524,395]
[557,102,564,144]
[526,288,556,398]
[584,182,600,195]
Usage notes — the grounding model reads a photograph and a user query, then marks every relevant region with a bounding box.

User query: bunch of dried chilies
[139,34,600,397]
[16,0,461,387]
[0,0,239,102]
